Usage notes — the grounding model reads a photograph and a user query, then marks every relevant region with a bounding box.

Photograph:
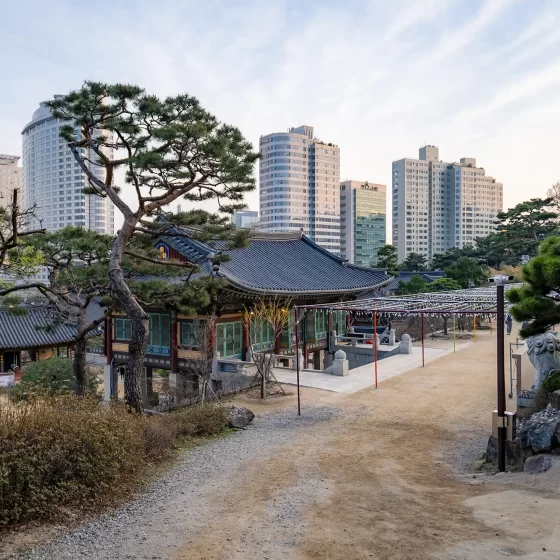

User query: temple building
[105,228,392,396]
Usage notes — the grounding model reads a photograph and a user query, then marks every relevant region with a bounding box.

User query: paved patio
[273,339,473,393]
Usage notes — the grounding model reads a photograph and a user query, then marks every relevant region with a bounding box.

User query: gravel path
[9,406,341,560]
[8,329,558,560]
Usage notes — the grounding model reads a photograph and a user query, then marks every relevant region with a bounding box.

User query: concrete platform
[272,341,472,394]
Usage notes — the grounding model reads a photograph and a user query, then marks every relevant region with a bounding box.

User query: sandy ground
[5,328,560,559]
[174,329,560,560]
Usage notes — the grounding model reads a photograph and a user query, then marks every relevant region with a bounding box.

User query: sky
[1,0,559,235]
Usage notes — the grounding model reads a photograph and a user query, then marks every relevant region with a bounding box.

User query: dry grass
[0,397,228,527]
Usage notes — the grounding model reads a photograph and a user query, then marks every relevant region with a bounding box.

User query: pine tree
[46,83,259,412]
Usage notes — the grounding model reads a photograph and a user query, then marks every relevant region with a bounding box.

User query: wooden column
[146,366,154,403]
[313,351,321,370]
[171,320,178,373]
[242,320,249,361]
[328,311,333,353]
[105,317,113,365]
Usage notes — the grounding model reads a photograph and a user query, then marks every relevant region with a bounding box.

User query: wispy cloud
[0,0,559,229]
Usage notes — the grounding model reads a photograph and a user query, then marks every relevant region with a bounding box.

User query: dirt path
[8,329,560,559]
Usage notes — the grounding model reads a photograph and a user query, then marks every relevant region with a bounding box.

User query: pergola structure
[293,285,522,415]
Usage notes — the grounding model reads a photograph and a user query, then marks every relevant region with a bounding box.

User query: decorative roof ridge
[246,231,303,241]
[298,234,348,264]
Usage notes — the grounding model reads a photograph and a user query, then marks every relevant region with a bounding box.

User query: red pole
[421,313,425,367]
[295,309,301,416]
[373,310,378,389]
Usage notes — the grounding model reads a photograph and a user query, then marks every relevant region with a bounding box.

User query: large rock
[551,390,560,411]
[228,406,255,429]
[523,454,552,474]
[518,405,560,453]
[486,436,532,471]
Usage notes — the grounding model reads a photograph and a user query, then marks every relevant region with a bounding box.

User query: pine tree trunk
[109,219,148,413]
[73,336,88,397]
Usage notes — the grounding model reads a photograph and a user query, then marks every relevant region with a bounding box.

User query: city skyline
[1,1,559,237]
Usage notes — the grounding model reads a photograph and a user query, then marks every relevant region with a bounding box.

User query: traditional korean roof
[158,228,392,296]
[0,308,81,350]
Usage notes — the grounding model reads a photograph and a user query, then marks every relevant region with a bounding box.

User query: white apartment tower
[21,100,115,234]
[259,126,340,254]
[392,146,503,262]
[0,154,22,207]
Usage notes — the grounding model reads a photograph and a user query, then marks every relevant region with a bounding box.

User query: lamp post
[490,274,514,472]
[496,283,506,472]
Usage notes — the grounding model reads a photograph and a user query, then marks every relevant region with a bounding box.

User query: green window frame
[180,321,198,349]
[147,313,171,355]
[315,310,328,340]
[251,320,274,352]
[215,321,242,358]
[115,318,132,341]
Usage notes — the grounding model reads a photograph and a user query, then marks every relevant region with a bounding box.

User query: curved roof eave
[218,272,394,296]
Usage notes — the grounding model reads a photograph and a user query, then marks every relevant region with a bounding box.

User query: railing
[147,345,171,356]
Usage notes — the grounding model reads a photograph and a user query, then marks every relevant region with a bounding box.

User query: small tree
[48,83,259,412]
[395,275,427,295]
[375,244,398,273]
[427,278,461,292]
[445,257,487,288]
[243,297,290,399]
[400,252,427,271]
[188,317,216,404]
[0,189,43,273]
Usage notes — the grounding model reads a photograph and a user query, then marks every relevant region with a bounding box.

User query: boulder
[486,436,532,471]
[551,390,560,411]
[228,406,255,429]
[518,405,560,453]
[523,454,552,474]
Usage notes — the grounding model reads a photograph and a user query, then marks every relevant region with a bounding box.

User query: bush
[542,371,560,394]
[0,397,228,526]
[168,406,229,439]
[0,397,145,525]
[9,358,97,402]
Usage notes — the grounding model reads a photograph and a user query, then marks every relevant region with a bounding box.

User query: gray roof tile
[161,228,392,294]
[0,308,80,350]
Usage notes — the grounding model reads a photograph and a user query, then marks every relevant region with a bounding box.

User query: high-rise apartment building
[0,154,22,207]
[21,99,115,234]
[259,125,340,254]
[340,180,386,266]
[232,210,259,229]
[392,146,503,262]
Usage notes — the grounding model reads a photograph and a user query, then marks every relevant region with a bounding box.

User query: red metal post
[421,313,425,367]
[373,310,378,389]
[295,309,301,416]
